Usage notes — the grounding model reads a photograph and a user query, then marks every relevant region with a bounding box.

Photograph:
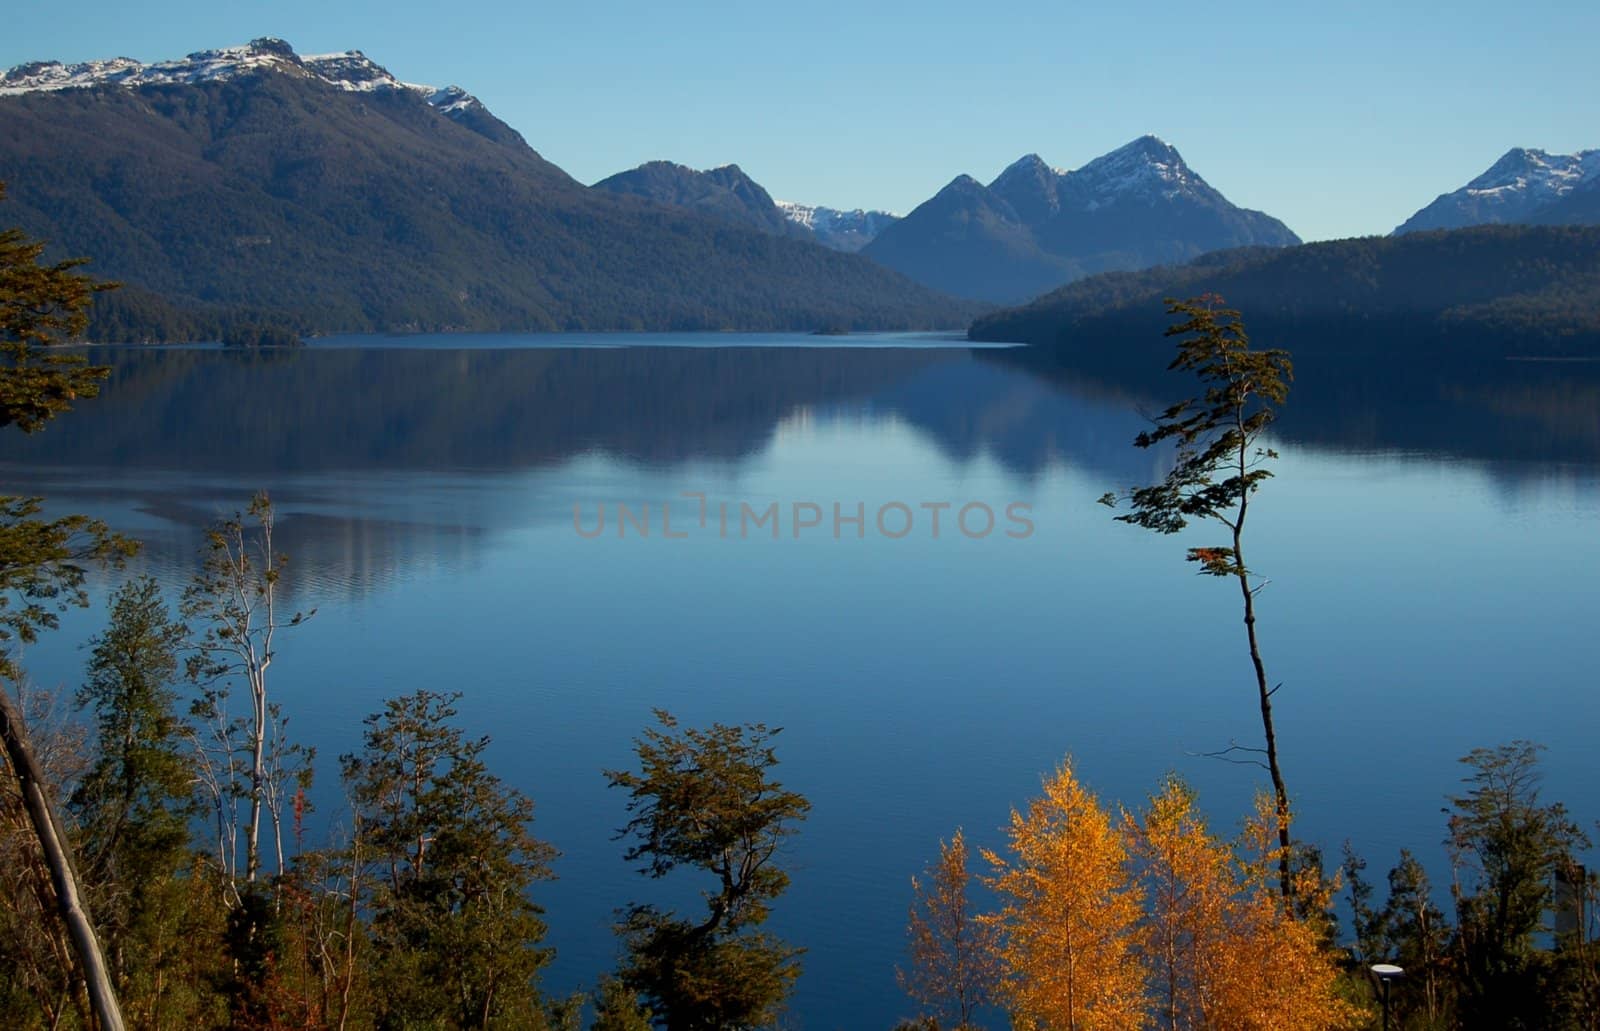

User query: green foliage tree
[605,710,811,1030]
[0,182,117,433]
[1381,851,1454,1029]
[342,689,558,1029]
[0,181,132,677]
[1447,741,1588,1029]
[0,180,131,1031]
[68,577,198,1020]
[590,975,654,1031]
[1344,845,1455,1028]
[1099,295,1296,897]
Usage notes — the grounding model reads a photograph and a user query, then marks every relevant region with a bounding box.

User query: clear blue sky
[6,0,1598,241]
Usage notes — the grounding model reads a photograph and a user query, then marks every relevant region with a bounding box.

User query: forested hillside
[970,225,1600,358]
[0,44,975,340]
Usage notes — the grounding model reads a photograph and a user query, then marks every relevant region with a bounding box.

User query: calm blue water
[2,335,1598,1028]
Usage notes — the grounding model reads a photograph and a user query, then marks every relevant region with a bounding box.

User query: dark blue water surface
[2,335,1597,1029]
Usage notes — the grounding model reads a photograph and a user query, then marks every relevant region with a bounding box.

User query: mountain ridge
[862,135,1300,304]
[969,224,1600,359]
[0,39,976,340]
[590,159,902,252]
[590,160,809,239]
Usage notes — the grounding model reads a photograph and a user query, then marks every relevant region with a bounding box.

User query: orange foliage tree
[982,760,1148,1030]
[1124,775,1233,1029]
[1125,778,1366,1031]
[925,763,1366,1031]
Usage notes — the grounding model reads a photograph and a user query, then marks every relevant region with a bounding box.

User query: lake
[2,333,1598,1029]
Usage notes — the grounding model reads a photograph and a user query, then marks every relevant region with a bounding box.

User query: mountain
[969,224,1600,359]
[0,39,974,340]
[1533,175,1600,226]
[862,136,1300,304]
[860,174,1080,302]
[588,161,899,252]
[774,202,899,252]
[1395,148,1600,234]
[590,161,808,239]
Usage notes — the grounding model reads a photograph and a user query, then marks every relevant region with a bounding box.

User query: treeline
[969,225,1600,358]
[0,502,810,1029]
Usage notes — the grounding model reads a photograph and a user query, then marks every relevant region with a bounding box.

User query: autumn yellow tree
[1145,790,1369,1031]
[983,759,1148,1031]
[1123,775,1234,1029]
[899,829,1001,1029]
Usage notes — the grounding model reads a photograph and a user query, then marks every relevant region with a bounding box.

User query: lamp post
[1370,963,1404,1031]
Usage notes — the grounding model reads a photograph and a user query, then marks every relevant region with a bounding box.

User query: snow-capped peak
[1464,147,1600,199]
[0,38,481,117]
[983,136,1208,216]
[1395,146,1600,234]
[1063,135,1198,204]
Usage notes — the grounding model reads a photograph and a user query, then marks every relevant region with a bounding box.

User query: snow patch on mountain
[1396,147,1600,233]
[0,38,482,117]
[776,201,900,252]
[1463,148,1600,200]
[1054,135,1210,209]
[985,136,1216,216]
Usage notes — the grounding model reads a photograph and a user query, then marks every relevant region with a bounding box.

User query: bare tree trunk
[0,686,126,1031]
[247,678,265,884]
[1233,537,1291,898]
[1232,440,1291,899]
[1229,391,1292,901]
[336,814,363,1031]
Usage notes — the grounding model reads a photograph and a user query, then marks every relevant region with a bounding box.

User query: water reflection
[1,341,1595,599]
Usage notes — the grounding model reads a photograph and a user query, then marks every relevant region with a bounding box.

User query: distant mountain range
[6,38,1599,344]
[970,225,1600,359]
[1396,148,1600,234]
[861,137,1301,304]
[594,138,1302,305]
[0,39,973,340]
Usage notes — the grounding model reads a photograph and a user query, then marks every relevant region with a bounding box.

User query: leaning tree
[1100,295,1296,898]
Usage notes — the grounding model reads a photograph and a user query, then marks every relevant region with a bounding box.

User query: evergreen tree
[1378,850,1453,1029]
[605,710,810,1030]
[0,179,131,1031]
[343,690,558,1029]
[1447,741,1587,1029]
[69,577,196,1020]
[0,181,116,432]
[590,975,654,1031]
